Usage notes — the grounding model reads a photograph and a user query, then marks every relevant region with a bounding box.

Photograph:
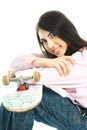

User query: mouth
[53,46,60,54]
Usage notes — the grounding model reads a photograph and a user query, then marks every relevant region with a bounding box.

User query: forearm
[32,56,75,76]
[31,58,53,68]
[10,54,39,72]
[16,63,87,89]
[10,53,75,76]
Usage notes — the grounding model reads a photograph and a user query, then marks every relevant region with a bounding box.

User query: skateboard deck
[2,70,43,112]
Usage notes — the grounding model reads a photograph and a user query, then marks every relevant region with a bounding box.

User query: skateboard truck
[2,71,40,89]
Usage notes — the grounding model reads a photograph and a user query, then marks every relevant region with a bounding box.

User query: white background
[0,0,87,129]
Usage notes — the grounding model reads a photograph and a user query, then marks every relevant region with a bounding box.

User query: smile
[53,46,60,54]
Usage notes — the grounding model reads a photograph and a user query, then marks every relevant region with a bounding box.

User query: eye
[40,39,47,45]
[50,33,55,38]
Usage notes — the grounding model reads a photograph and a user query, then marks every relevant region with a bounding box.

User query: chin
[58,54,64,57]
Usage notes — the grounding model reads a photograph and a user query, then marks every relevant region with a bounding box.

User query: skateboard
[2,70,43,112]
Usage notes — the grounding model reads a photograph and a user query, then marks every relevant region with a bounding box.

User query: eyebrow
[40,32,52,42]
[40,32,51,41]
[48,32,51,37]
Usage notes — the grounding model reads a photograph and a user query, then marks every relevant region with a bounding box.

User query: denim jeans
[0,86,87,130]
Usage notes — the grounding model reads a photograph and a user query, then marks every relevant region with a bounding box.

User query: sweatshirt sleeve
[10,53,45,72]
[15,48,87,88]
[38,48,87,87]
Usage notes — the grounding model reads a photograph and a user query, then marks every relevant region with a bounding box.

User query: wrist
[31,58,50,68]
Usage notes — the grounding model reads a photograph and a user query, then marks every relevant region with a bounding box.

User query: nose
[47,40,54,49]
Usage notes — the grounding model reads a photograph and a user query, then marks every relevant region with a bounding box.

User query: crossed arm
[31,56,75,76]
[10,50,87,89]
[10,53,75,76]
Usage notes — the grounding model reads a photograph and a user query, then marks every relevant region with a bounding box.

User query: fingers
[56,60,70,76]
[64,56,76,65]
[8,69,15,78]
[56,56,76,76]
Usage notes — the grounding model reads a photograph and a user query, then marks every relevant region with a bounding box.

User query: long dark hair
[36,10,87,58]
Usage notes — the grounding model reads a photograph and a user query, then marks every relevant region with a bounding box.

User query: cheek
[63,42,68,49]
[43,45,49,50]
[43,45,47,50]
[43,45,49,52]
[44,46,52,53]
[66,44,68,50]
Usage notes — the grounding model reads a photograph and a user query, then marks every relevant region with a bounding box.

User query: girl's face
[38,29,68,57]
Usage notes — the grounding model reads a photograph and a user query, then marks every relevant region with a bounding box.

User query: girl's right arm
[32,56,75,75]
[10,53,75,75]
[10,53,45,72]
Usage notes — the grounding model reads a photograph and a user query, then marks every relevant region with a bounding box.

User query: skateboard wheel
[33,71,40,82]
[2,75,10,85]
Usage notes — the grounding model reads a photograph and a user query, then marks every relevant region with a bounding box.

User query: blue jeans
[0,86,87,130]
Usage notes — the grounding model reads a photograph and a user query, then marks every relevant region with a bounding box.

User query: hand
[32,55,75,76]
[8,69,15,78]
[46,56,75,75]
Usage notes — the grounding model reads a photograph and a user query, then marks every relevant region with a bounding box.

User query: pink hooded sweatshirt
[10,48,87,108]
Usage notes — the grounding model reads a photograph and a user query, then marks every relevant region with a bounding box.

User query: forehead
[38,29,50,39]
